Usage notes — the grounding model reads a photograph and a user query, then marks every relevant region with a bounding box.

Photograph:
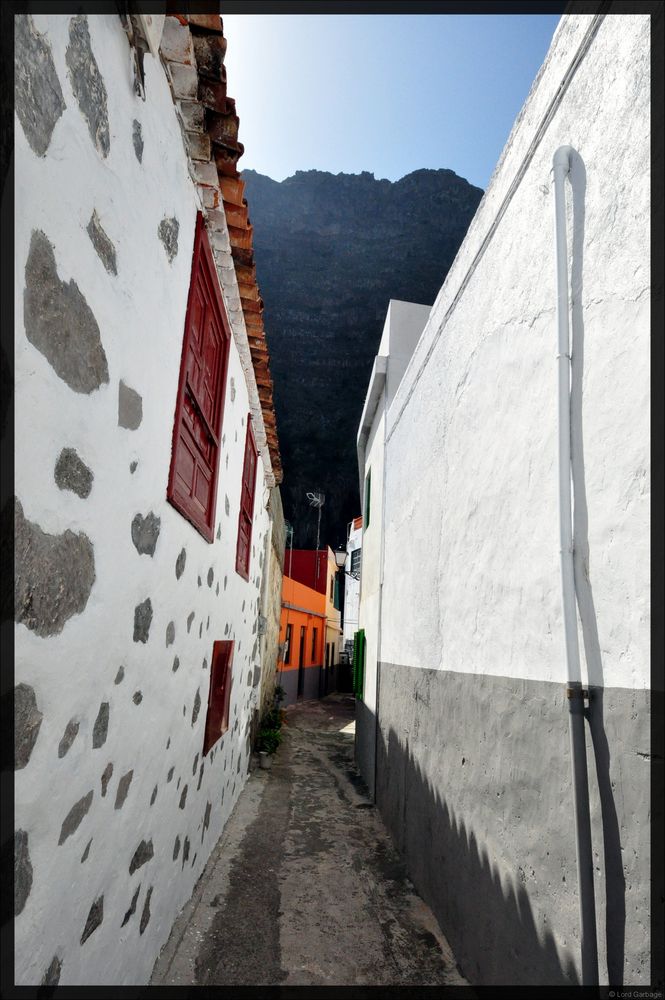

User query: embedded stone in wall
[40,955,62,986]
[175,548,186,579]
[187,612,195,633]
[121,883,141,927]
[132,119,144,163]
[173,836,180,860]
[167,766,174,783]
[131,511,160,556]
[182,837,190,866]
[15,15,66,156]
[230,377,236,402]
[15,498,95,637]
[225,495,230,516]
[179,785,188,809]
[192,753,199,776]
[58,718,79,758]
[86,211,117,275]
[191,691,201,726]
[129,461,138,474]
[114,770,133,810]
[166,621,175,647]
[80,895,103,944]
[24,229,109,394]
[139,886,153,934]
[101,762,113,796]
[114,666,124,684]
[216,525,221,540]
[224,575,227,590]
[92,702,109,748]
[15,830,32,916]
[118,381,143,430]
[81,839,92,863]
[129,839,154,875]
[15,683,43,769]
[207,568,214,587]
[66,16,110,157]
[158,217,179,263]
[172,656,180,673]
[197,762,204,790]
[54,448,93,498]
[58,790,93,845]
[133,691,142,705]
[202,801,212,841]
[150,786,157,806]
[133,598,152,643]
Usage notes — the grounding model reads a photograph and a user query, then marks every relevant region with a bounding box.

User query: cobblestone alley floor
[150,693,467,987]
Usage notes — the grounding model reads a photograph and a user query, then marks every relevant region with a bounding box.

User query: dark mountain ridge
[242,167,483,548]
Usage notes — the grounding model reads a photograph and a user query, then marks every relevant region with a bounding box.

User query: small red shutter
[235,416,258,580]
[203,640,234,755]
[168,213,231,542]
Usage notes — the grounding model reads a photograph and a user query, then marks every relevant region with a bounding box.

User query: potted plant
[256,694,285,769]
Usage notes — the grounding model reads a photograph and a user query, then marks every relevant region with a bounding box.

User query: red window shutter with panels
[203,640,234,755]
[167,214,231,542]
[235,416,258,580]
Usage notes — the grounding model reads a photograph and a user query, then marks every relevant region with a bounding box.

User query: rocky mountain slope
[242,167,483,548]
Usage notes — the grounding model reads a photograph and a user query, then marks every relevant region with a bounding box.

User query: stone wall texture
[14,13,276,986]
[356,13,651,988]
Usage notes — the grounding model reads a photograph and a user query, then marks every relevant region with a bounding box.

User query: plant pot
[259,751,273,770]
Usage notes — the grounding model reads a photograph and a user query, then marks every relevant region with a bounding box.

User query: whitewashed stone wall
[14,13,275,986]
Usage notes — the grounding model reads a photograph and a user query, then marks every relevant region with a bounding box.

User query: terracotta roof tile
[161,14,282,483]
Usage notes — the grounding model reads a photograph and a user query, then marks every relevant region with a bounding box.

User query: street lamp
[306,491,325,589]
[333,548,346,570]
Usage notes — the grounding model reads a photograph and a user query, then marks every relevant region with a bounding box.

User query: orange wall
[279,575,326,672]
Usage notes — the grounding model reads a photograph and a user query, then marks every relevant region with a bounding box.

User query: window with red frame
[167,213,231,542]
[203,640,234,755]
[236,415,258,579]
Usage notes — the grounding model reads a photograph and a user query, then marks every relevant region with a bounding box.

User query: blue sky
[222,14,561,190]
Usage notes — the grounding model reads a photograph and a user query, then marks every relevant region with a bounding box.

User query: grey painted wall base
[357,663,650,986]
[355,698,376,801]
[278,666,322,706]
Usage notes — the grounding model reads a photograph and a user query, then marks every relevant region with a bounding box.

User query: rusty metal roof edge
[160,14,282,485]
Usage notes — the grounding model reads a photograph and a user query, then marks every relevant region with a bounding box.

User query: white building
[13,13,283,985]
[342,515,363,655]
[356,14,650,987]
[355,300,430,795]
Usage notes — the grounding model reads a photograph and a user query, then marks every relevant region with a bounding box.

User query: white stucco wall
[342,520,362,647]
[15,14,274,985]
[380,13,650,692]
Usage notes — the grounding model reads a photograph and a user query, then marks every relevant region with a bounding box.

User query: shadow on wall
[569,150,626,986]
[376,722,580,987]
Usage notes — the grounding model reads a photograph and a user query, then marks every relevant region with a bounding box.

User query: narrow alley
[151,695,467,987]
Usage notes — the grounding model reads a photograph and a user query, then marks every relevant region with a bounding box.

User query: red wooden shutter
[235,415,258,580]
[203,640,234,755]
[167,213,231,542]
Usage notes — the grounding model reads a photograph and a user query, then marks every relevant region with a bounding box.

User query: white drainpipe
[552,144,599,986]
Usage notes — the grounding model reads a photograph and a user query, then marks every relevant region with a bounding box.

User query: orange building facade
[277,575,326,704]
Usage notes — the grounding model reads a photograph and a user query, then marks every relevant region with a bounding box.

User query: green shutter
[353,629,366,699]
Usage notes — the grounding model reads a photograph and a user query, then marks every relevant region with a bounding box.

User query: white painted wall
[380,14,650,692]
[342,520,362,648]
[357,300,429,715]
[15,14,274,985]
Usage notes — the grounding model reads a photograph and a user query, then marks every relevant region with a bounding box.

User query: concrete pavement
[150,694,467,987]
